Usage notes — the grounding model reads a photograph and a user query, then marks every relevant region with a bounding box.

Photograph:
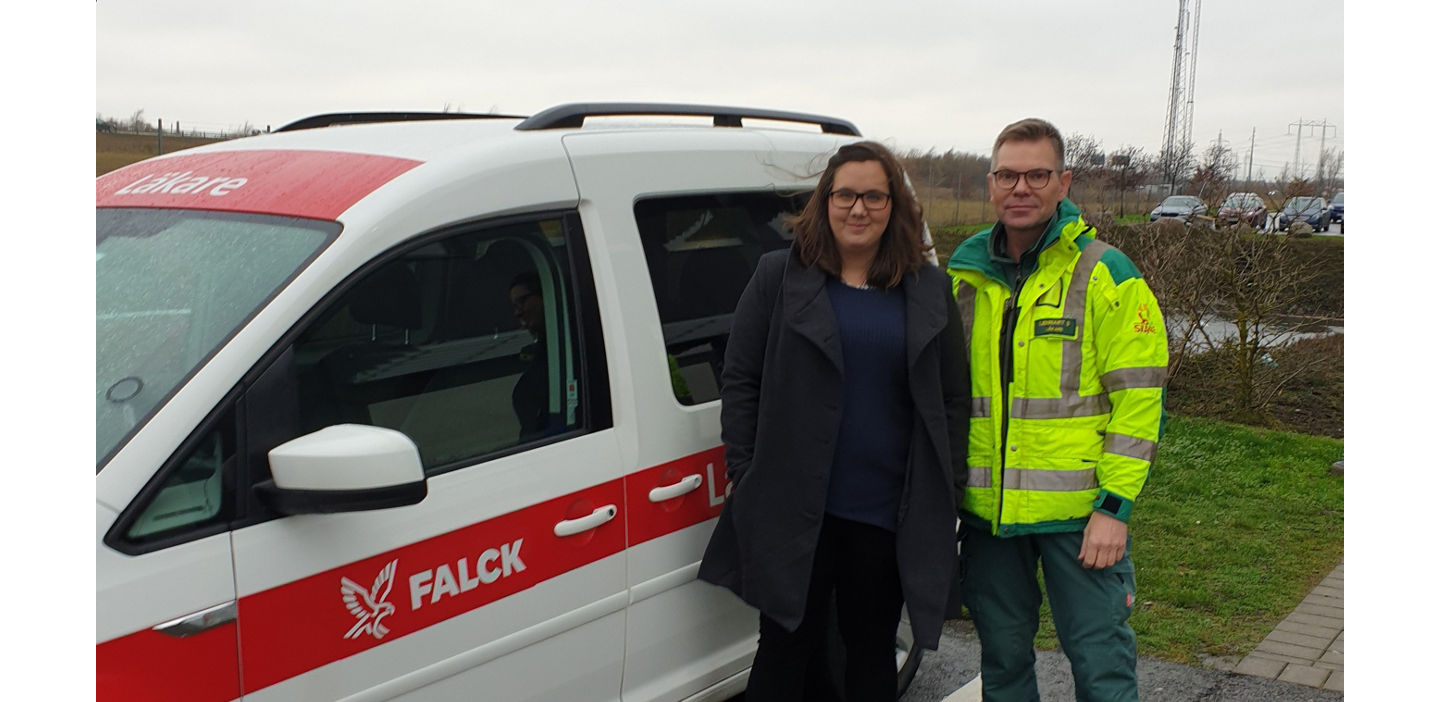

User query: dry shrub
[1084,211,1116,231]
[1092,217,1337,433]
[1169,332,1343,438]
[1143,218,1188,237]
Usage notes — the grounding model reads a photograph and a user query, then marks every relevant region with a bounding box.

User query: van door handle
[554,505,618,537]
[153,601,237,637]
[648,474,703,502]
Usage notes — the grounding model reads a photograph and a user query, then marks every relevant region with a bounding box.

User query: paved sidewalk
[1233,562,1344,693]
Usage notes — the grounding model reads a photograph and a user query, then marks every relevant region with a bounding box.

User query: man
[947,118,1168,702]
[508,270,553,441]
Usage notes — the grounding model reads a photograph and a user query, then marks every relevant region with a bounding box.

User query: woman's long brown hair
[788,140,930,288]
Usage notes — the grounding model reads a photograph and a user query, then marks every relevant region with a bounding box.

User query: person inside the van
[508,270,554,441]
[699,141,969,701]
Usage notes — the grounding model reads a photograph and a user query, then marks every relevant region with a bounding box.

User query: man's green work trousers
[959,523,1139,702]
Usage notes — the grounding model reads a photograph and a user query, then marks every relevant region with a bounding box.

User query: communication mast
[1160,0,1202,194]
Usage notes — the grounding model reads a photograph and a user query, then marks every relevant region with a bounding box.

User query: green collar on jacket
[947,199,1087,289]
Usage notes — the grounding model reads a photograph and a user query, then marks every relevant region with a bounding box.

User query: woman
[698,141,969,701]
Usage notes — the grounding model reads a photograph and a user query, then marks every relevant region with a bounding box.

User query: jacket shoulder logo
[341,559,398,640]
[1133,304,1157,334]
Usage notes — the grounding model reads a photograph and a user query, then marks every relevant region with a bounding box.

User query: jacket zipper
[995,271,1027,534]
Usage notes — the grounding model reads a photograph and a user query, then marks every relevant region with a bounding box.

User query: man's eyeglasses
[829,189,892,210]
[990,168,1055,190]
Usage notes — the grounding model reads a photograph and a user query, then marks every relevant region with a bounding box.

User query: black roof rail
[514,102,860,136]
[276,111,526,133]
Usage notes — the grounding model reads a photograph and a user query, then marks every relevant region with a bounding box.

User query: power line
[1287,118,1338,179]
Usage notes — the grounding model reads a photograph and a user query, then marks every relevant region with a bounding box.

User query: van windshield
[96,208,338,469]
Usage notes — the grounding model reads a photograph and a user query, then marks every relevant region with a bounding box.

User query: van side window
[289,214,597,472]
[634,192,808,404]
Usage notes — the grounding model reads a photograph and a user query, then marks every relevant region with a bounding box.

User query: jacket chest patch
[1033,318,1077,338]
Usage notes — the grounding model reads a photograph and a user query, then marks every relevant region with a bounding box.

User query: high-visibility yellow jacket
[947,200,1168,536]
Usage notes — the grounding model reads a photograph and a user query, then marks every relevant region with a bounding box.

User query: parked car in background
[1218,192,1268,228]
[1277,196,1331,232]
[1329,192,1344,233]
[1149,195,1208,225]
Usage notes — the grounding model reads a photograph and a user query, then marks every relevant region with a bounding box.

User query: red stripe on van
[236,479,626,694]
[96,622,239,702]
[95,150,422,220]
[625,446,730,546]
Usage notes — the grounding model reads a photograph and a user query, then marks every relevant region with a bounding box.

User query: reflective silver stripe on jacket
[1105,432,1158,461]
[967,466,1097,491]
[1011,394,1112,419]
[1100,366,1168,391]
[1059,240,1113,394]
[956,281,976,350]
[972,397,991,418]
[958,283,987,419]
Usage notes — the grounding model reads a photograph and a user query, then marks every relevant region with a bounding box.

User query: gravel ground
[900,619,1344,702]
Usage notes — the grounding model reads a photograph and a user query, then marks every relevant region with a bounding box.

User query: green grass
[1007,415,1343,665]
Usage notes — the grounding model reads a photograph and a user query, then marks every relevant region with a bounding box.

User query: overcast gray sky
[96,0,1342,179]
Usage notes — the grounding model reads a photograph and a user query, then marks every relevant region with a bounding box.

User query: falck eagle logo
[341,559,398,640]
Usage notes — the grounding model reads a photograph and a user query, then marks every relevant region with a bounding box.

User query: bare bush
[1200,229,1326,422]
[1092,220,1327,424]
[1092,221,1211,386]
[1084,211,1116,232]
[1144,218,1187,237]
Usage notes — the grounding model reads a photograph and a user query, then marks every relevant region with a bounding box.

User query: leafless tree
[1065,132,1106,210]
[1106,145,1148,216]
[1190,141,1239,212]
[1155,144,1195,196]
[1314,148,1345,195]
[96,112,122,133]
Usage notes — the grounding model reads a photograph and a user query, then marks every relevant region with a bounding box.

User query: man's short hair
[509,269,542,296]
[992,118,1066,171]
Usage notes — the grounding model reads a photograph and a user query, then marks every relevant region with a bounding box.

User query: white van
[95,104,923,701]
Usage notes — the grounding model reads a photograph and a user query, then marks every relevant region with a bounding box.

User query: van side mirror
[254,424,427,515]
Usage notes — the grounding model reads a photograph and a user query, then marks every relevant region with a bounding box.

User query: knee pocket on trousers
[1107,566,1137,616]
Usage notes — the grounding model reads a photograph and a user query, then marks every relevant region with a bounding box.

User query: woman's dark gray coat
[697,247,969,651]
